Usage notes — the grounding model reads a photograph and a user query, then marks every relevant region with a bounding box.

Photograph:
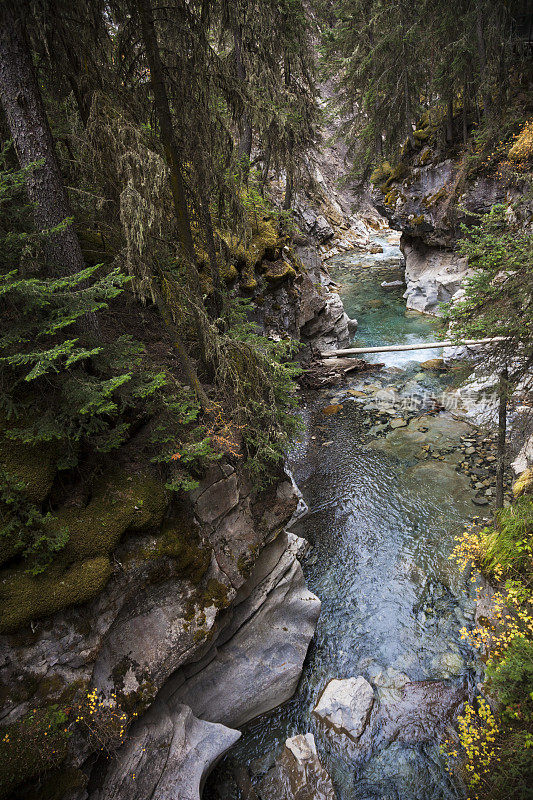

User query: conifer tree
[0,0,86,276]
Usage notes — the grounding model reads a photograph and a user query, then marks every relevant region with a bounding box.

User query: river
[205,234,486,800]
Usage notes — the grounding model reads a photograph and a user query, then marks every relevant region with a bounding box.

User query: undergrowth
[445,496,533,799]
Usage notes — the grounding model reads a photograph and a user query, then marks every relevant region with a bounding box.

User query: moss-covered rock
[142,516,210,585]
[202,577,231,609]
[0,470,170,630]
[0,706,71,798]
[0,556,112,633]
[0,430,57,505]
[263,260,297,286]
[50,470,168,564]
[512,467,533,498]
[413,128,429,143]
[370,161,393,185]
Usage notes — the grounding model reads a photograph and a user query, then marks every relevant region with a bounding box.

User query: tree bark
[403,67,415,148]
[233,26,252,172]
[136,0,198,286]
[0,1,86,277]
[283,165,293,211]
[475,0,492,116]
[495,366,508,509]
[462,82,469,144]
[446,98,454,143]
[152,286,210,412]
[136,0,209,399]
[192,147,223,314]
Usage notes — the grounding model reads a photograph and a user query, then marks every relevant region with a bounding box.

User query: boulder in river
[420,358,445,370]
[313,676,374,742]
[257,733,336,800]
[380,279,404,291]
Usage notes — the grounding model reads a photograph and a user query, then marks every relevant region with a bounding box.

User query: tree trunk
[136,0,209,399]
[0,1,86,277]
[136,0,198,285]
[403,69,415,148]
[233,26,252,173]
[152,286,210,412]
[446,98,454,143]
[192,147,224,314]
[475,0,492,116]
[283,165,293,211]
[260,143,271,195]
[495,366,508,509]
[462,83,469,144]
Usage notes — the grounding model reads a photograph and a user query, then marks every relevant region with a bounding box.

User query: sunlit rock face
[313,677,374,743]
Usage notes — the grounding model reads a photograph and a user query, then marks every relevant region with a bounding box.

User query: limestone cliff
[371,133,527,315]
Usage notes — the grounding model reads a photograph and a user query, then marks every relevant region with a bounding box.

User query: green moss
[418,146,432,166]
[202,578,231,609]
[263,260,297,285]
[142,516,210,585]
[0,430,57,505]
[370,161,393,185]
[219,262,238,283]
[239,271,258,291]
[413,128,429,143]
[49,470,168,564]
[36,674,65,701]
[384,188,399,207]
[380,162,408,192]
[422,186,447,207]
[0,705,71,798]
[0,556,112,633]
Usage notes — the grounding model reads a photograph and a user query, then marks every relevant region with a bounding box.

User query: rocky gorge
[3,146,532,800]
[0,214,364,800]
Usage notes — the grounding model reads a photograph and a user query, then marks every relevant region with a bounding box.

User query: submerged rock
[322,404,343,415]
[380,279,404,291]
[313,676,374,742]
[257,734,336,800]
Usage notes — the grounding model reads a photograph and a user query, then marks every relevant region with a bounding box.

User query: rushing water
[205,234,483,800]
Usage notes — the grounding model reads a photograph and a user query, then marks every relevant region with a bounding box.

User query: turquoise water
[329,235,445,367]
[205,237,480,800]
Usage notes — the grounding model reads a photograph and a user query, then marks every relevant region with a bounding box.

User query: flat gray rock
[313,676,374,742]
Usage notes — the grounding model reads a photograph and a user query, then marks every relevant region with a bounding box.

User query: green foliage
[320,0,532,175]
[465,109,529,177]
[0,704,71,799]
[481,638,533,800]
[0,470,68,574]
[487,637,533,726]
[482,498,533,579]
[149,386,221,493]
[213,297,302,485]
[444,202,533,377]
